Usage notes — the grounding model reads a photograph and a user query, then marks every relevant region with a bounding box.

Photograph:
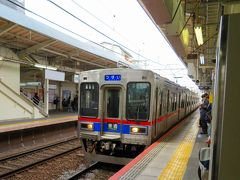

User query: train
[78,68,199,165]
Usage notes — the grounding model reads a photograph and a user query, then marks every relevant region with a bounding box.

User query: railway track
[67,162,100,180]
[66,162,123,180]
[0,137,81,179]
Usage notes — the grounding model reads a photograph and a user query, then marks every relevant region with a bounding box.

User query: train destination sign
[104,74,121,81]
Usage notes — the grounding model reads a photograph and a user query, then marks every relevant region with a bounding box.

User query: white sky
[25,0,199,92]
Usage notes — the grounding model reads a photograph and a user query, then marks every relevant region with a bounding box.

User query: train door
[101,86,123,139]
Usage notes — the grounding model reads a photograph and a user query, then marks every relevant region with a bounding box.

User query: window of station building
[80,83,99,117]
[126,82,150,121]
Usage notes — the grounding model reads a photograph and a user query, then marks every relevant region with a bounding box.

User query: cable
[6,0,127,59]
[71,0,138,50]
[7,0,166,68]
[47,0,164,66]
[71,0,114,33]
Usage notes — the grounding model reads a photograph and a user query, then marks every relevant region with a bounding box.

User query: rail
[0,138,81,178]
[67,162,100,180]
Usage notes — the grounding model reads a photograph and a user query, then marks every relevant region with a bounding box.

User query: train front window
[106,89,120,118]
[80,83,99,117]
[127,82,150,121]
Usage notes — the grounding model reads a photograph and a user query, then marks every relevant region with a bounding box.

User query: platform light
[0,56,3,61]
[200,54,205,64]
[194,26,203,45]
[34,63,57,71]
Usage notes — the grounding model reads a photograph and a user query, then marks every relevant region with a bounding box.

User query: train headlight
[130,126,147,134]
[87,124,93,129]
[80,123,94,130]
[131,127,139,133]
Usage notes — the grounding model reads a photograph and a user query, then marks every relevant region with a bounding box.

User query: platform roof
[0,4,137,71]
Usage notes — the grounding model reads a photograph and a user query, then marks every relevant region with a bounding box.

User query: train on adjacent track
[78,68,199,165]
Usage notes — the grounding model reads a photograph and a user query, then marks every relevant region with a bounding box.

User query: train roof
[80,68,194,93]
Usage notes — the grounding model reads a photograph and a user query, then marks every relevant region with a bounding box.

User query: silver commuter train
[78,68,199,164]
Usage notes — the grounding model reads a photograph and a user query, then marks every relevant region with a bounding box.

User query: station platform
[0,112,78,133]
[110,110,208,180]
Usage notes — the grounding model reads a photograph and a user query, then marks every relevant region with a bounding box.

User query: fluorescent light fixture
[200,54,205,64]
[194,26,203,45]
[34,63,57,70]
[0,56,3,61]
[34,64,46,69]
[46,66,57,71]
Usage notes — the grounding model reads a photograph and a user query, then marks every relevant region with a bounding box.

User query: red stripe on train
[79,110,179,126]
[78,117,151,125]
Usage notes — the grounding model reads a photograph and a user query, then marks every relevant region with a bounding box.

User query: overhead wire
[70,0,140,52]
[67,0,191,81]
[6,0,188,78]
[6,0,128,59]
[47,0,165,67]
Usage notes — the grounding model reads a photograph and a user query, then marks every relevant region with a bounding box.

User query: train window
[167,90,170,112]
[106,89,119,118]
[80,83,99,117]
[159,91,163,116]
[181,100,184,108]
[174,94,177,111]
[126,82,150,121]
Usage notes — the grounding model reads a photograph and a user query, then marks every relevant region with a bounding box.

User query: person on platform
[32,93,40,105]
[200,93,209,134]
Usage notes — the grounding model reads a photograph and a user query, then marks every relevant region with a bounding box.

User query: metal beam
[67,49,84,57]
[199,65,215,69]
[19,39,56,55]
[0,22,17,36]
[41,47,108,68]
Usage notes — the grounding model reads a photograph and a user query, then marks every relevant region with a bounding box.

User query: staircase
[0,80,47,120]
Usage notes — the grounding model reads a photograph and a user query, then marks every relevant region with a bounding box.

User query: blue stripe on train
[93,123,135,134]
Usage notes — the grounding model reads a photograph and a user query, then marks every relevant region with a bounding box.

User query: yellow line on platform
[158,119,199,180]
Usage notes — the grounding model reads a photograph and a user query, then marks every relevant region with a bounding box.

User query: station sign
[45,69,65,81]
[104,74,121,81]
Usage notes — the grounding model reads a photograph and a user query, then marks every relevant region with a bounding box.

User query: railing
[20,91,44,110]
[20,90,48,117]
[0,80,47,117]
[0,89,32,114]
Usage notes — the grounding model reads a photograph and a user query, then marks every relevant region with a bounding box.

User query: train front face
[78,69,154,159]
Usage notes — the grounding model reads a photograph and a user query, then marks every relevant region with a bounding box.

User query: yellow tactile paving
[158,119,199,180]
